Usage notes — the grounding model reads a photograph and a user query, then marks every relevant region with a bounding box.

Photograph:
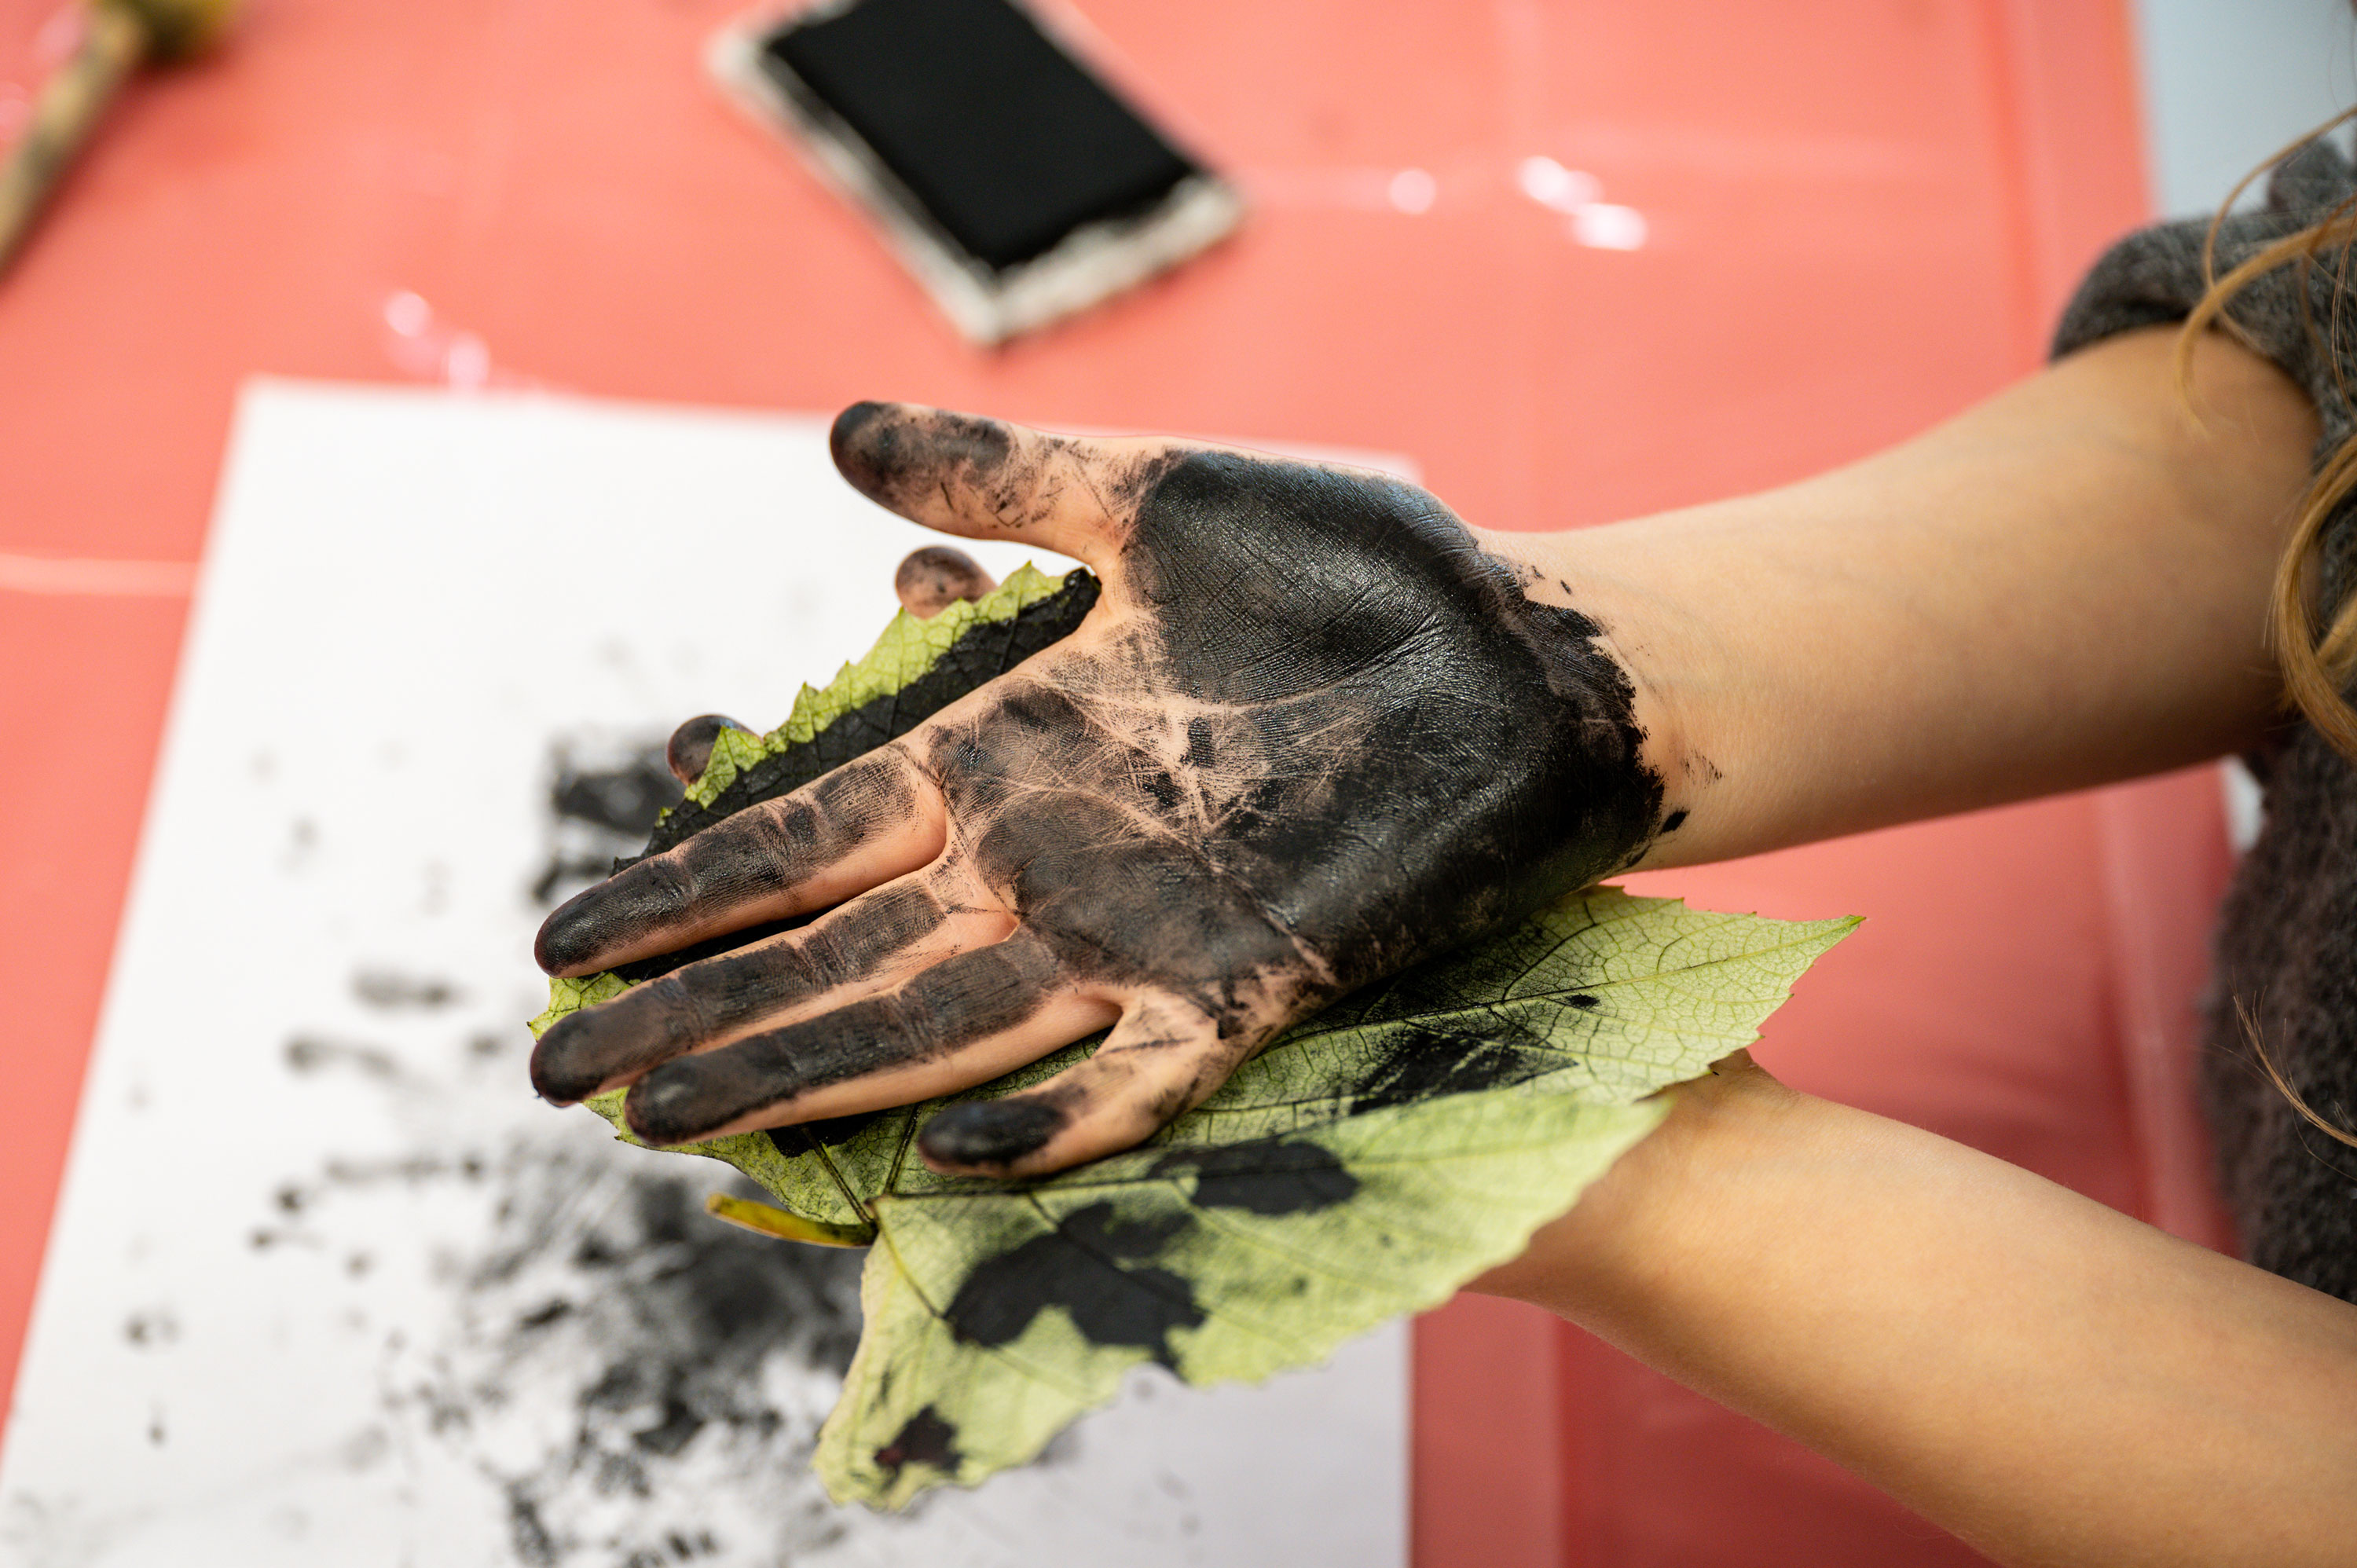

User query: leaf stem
[801,1126,877,1225]
[882,1108,922,1200]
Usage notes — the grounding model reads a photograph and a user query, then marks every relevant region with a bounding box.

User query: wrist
[1475,524,1727,870]
[1464,1049,1798,1310]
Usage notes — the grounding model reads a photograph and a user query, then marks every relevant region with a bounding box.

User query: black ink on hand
[532,404,1666,1175]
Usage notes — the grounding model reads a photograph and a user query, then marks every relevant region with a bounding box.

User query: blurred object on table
[709,0,1241,344]
[0,0,240,277]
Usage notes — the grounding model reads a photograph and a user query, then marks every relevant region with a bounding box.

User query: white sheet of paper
[0,381,1409,1568]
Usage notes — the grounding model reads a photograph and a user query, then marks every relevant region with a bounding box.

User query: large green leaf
[812,886,1849,1506]
[840,1087,1660,1507]
[528,565,1857,1508]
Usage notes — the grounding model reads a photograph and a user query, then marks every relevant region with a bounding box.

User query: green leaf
[526,972,628,1040]
[567,887,1853,1506]
[684,562,1069,808]
[529,563,1858,1509]
[837,1087,1664,1508]
[811,887,1849,1505]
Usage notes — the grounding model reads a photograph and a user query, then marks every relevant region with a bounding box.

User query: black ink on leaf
[874,1405,963,1475]
[1149,1139,1360,1215]
[944,1201,1205,1365]
[1351,1030,1550,1115]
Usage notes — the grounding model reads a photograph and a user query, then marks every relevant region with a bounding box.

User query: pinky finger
[916,994,1247,1176]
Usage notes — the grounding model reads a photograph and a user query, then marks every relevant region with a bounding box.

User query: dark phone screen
[761,0,1200,273]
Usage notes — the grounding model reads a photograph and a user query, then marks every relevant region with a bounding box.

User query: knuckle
[640,852,698,917]
[641,973,709,1051]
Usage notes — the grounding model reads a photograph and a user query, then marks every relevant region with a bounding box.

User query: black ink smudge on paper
[283,1132,864,1565]
[352,969,462,1009]
[531,737,685,907]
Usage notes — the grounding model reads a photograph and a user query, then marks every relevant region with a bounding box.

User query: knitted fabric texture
[2055,135,2357,1299]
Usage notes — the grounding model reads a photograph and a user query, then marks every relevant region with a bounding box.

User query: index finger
[533,746,941,976]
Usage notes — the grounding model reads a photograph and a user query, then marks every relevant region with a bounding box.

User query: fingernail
[918,1099,1065,1170]
[666,713,747,786]
[894,547,996,618]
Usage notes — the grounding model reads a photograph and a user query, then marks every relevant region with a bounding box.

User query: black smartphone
[710,0,1243,344]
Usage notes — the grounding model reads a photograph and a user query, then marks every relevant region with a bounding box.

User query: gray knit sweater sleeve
[2055,135,2355,429]
[2053,136,2357,1299]
[2055,140,2357,600]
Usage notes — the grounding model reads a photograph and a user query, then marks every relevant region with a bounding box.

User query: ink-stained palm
[530,402,1666,1176]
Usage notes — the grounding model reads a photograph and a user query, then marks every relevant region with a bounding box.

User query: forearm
[1485,325,2320,866]
[1472,1059,2357,1567]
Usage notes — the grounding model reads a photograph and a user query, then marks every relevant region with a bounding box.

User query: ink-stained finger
[829,401,1160,566]
[534,746,941,977]
[529,868,1014,1105]
[893,545,996,618]
[665,713,750,786]
[917,994,1244,1177]
[621,933,1120,1146]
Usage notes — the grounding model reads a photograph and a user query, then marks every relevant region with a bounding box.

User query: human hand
[530,403,1672,1175]
[644,545,999,789]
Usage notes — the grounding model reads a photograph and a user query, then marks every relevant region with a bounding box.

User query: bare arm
[1488,324,2321,866]
[533,331,2350,1554]
[1472,1057,2357,1568]
[532,328,2315,1170]
[1464,326,2357,1564]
